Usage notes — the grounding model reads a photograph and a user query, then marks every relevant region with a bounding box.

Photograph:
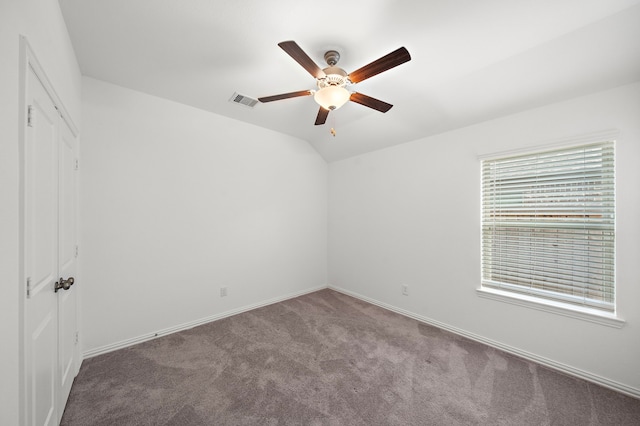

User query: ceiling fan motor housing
[317,66,349,89]
[318,50,350,89]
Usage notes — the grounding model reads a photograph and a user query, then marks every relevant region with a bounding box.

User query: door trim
[19,35,80,426]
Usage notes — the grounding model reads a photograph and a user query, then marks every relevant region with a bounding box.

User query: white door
[24,65,79,426]
[25,65,60,426]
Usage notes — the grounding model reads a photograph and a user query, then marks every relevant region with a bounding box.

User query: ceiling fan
[258,41,411,125]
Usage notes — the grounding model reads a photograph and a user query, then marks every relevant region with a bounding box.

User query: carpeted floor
[61,289,640,425]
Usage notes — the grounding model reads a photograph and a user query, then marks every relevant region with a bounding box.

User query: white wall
[0,1,81,424]
[80,77,328,353]
[328,82,640,394]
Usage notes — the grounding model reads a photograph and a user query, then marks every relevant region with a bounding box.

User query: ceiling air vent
[229,92,258,108]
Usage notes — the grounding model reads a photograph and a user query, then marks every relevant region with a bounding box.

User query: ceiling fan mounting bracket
[324,50,340,66]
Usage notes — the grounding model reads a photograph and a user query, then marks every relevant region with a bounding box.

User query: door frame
[18,36,80,426]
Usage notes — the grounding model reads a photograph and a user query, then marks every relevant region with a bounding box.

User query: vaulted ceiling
[60,0,640,162]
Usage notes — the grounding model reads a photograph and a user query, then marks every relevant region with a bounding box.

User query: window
[481,142,615,313]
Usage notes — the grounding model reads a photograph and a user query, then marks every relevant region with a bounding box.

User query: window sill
[476,287,625,328]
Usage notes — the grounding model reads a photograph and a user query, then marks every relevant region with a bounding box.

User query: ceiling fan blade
[347,47,411,84]
[315,107,330,125]
[258,90,313,103]
[278,41,326,79]
[349,92,393,113]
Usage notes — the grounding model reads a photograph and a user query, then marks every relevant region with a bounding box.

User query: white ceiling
[59,0,640,162]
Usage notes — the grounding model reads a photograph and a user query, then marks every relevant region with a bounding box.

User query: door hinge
[75,158,79,170]
[75,245,79,258]
[27,105,34,127]
[26,277,32,298]
[75,331,79,345]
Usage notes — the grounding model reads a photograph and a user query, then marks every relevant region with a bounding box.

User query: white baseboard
[82,285,328,359]
[328,284,640,400]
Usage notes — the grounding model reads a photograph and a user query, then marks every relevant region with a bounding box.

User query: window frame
[477,134,624,328]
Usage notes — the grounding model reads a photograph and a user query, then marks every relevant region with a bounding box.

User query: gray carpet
[61,289,640,425]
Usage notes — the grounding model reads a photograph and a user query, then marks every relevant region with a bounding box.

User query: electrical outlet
[402,284,409,296]
[220,287,228,297]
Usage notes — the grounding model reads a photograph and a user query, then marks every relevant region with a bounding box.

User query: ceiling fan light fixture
[314,86,350,111]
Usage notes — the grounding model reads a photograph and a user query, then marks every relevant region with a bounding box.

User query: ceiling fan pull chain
[330,114,337,137]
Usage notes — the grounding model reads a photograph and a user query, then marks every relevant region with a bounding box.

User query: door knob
[54,277,75,292]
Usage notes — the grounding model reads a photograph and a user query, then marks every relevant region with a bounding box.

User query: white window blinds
[481,142,615,312]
